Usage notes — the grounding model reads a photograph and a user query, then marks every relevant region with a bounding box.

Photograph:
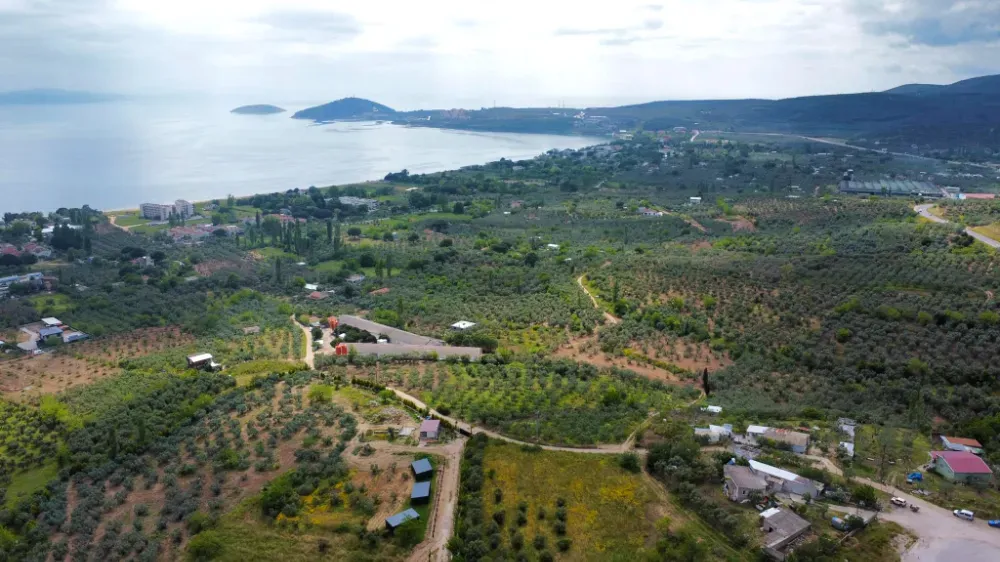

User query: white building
[451,321,476,330]
[339,196,379,212]
[140,199,195,220]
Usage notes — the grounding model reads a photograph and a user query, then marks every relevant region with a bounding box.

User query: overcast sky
[2,0,998,108]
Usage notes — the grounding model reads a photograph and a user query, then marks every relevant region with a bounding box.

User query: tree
[274,257,282,283]
[326,219,333,243]
[524,252,539,267]
[347,226,362,237]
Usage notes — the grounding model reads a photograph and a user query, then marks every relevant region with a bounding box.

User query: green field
[483,441,665,561]
[5,462,58,507]
[109,213,149,227]
[29,293,74,315]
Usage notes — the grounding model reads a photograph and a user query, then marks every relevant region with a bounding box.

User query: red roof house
[308,291,328,300]
[930,451,992,484]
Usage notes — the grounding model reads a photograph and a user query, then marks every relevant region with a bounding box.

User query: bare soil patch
[74,326,195,363]
[0,353,117,397]
[722,216,756,232]
[554,334,689,385]
[193,259,242,276]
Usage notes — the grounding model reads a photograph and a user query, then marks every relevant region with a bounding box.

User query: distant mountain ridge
[884,75,1000,96]
[0,89,120,105]
[231,104,285,115]
[291,97,396,122]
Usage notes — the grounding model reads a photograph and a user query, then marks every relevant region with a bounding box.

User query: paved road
[805,454,1000,561]
[914,204,1000,248]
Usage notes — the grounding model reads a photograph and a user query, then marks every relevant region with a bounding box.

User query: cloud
[643,19,663,30]
[642,4,663,11]
[256,9,361,42]
[855,0,1000,47]
[553,27,627,37]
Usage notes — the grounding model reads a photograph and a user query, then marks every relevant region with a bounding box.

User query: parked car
[891,497,907,507]
[988,520,1000,528]
[954,509,975,521]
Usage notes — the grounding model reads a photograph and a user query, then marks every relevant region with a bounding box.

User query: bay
[0,101,601,213]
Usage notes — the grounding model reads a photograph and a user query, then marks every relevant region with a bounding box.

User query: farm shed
[385,508,420,532]
[760,508,810,552]
[411,481,431,504]
[338,315,444,346]
[411,458,433,480]
[930,451,993,484]
[419,419,441,441]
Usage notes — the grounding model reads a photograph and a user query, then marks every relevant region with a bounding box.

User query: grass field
[483,441,667,561]
[5,462,58,507]
[187,497,413,562]
[107,213,149,227]
[28,293,74,315]
[971,223,1000,242]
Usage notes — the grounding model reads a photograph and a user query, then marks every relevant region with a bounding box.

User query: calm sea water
[0,101,601,213]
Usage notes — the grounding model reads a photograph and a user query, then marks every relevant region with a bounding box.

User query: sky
[1,0,999,109]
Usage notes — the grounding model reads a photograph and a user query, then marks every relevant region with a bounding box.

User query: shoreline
[100,137,606,217]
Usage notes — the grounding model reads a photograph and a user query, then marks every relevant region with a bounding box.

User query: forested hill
[290,97,396,121]
[231,104,286,115]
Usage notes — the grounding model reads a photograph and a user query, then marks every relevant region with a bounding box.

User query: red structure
[328,316,339,330]
[334,343,349,356]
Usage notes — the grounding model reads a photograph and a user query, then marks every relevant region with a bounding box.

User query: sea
[0,100,602,214]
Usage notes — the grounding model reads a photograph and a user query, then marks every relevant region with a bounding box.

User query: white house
[689,196,703,204]
[451,321,476,331]
[701,405,723,414]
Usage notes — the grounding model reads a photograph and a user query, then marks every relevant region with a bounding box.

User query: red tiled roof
[369,287,390,295]
[931,451,992,474]
[308,291,328,300]
[945,436,983,448]
[963,193,996,200]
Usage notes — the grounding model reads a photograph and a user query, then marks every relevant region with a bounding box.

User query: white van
[953,509,975,521]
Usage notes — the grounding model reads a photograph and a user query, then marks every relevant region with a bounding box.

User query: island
[290,97,396,122]
[230,104,286,115]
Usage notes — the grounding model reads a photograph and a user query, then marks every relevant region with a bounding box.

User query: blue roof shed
[411,481,431,503]
[386,508,420,530]
[39,327,63,338]
[411,458,433,480]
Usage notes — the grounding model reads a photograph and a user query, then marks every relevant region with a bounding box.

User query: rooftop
[451,320,476,330]
[411,481,431,499]
[724,464,767,490]
[420,419,441,433]
[187,353,213,363]
[932,451,993,474]
[41,317,61,326]
[386,508,420,528]
[760,508,810,549]
[411,458,433,475]
[39,326,64,337]
[944,436,984,448]
[763,428,810,447]
[338,315,444,346]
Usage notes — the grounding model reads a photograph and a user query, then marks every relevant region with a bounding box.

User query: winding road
[914,204,1000,248]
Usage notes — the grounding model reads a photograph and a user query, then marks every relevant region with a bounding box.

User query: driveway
[805,454,1000,561]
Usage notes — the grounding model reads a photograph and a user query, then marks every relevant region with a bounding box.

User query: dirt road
[293,316,316,368]
[577,274,620,325]
[914,203,1000,248]
[805,454,1000,561]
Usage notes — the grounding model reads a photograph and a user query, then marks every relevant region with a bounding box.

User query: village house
[760,508,811,555]
[695,424,733,444]
[940,436,985,455]
[748,460,824,498]
[723,464,767,502]
[930,451,993,485]
[419,419,441,442]
[385,509,419,532]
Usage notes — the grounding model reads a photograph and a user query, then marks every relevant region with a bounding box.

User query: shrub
[557,538,572,552]
[187,531,225,561]
[533,535,546,550]
[618,452,641,473]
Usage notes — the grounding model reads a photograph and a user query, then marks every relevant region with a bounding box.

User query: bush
[618,452,641,473]
[533,535,546,550]
[557,538,572,552]
[187,531,225,561]
[186,511,216,534]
